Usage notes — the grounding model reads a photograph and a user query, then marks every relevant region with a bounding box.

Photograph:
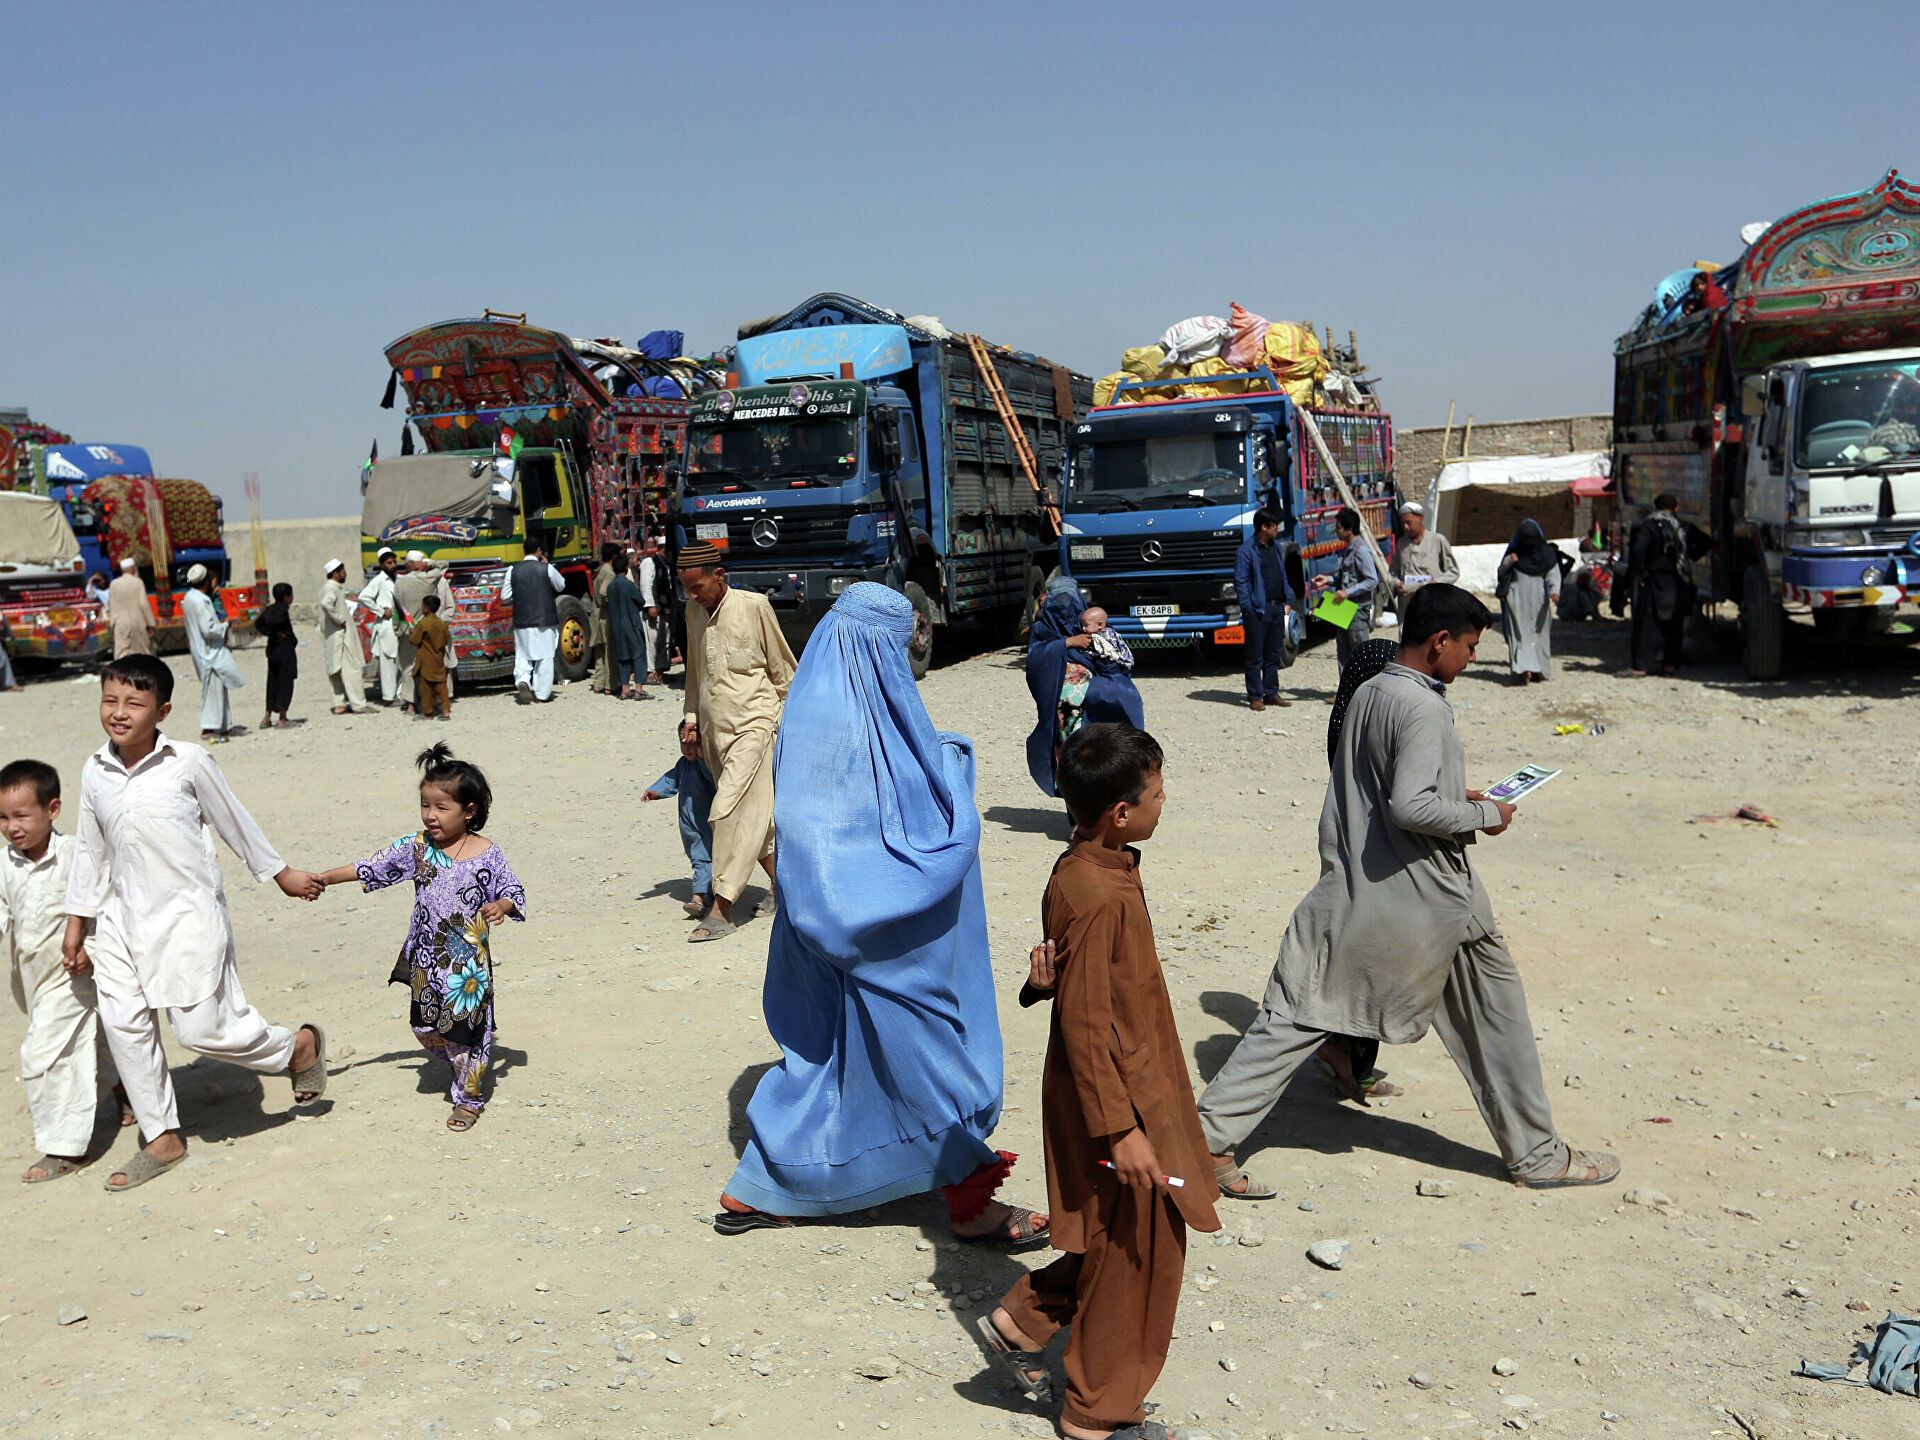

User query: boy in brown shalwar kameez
[979,724,1217,1440]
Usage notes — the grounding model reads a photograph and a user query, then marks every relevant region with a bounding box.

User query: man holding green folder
[1310,507,1379,676]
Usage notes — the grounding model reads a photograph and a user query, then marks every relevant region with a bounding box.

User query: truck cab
[1742,348,1920,621]
[359,446,597,681]
[1061,395,1304,646]
[681,373,926,620]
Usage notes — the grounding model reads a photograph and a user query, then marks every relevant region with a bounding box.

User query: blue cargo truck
[1058,372,1395,653]
[677,294,1091,676]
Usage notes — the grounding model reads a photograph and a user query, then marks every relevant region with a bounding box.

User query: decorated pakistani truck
[1613,169,1920,677]
[366,315,700,682]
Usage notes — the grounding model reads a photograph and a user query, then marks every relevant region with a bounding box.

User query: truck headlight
[828,576,853,595]
[1861,564,1885,586]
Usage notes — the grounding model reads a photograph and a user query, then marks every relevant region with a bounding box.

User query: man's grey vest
[510,558,560,630]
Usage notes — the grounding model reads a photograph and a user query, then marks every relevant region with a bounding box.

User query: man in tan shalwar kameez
[677,542,795,940]
[107,559,155,659]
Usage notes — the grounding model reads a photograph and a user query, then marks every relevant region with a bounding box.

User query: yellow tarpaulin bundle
[1262,322,1328,404]
[1092,372,1130,406]
[1177,355,1259,399]
[1121,345,1173,379]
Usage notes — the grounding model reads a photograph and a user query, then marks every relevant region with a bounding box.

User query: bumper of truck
[1780,549,1920,609]
[726,565,889,622]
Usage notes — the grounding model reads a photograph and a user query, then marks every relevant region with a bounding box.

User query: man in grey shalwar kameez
[182,564,246,740]
[1200,585,1617,1194]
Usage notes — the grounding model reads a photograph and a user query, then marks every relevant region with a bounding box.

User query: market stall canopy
[0,492,82,571]
[361,455,498,540]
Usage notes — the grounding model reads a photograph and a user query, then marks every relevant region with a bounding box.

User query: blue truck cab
[35,442,231,584]
[677,293,1089,676]
[1060,373,1396,649]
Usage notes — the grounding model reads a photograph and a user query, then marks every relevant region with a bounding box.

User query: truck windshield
[1796,360,1920,469]
[1070,435,1244,512]
[687,419,861,490]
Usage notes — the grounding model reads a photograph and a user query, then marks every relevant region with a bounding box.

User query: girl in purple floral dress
[320,745,524,1130]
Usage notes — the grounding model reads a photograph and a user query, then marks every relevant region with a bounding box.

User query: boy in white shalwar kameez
[62,655,330,1192]
[1,759,127,1182]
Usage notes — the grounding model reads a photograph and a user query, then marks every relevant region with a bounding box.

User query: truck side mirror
[871,415,902,473]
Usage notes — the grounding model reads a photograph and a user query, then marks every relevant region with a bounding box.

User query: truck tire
[555,595,593,684]
[1741,565,1783,680]
[903,581,935,681]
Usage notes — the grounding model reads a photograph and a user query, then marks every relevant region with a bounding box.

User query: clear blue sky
[3,1,1911,518]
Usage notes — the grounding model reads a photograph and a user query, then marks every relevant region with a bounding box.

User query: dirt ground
[2,613,1917,1440]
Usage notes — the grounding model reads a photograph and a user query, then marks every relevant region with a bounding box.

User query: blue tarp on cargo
[40,443,153,484]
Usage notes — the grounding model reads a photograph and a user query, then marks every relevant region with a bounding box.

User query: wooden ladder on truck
[963,333,1061,539]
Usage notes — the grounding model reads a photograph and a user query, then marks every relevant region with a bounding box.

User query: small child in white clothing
[1,759,128,1182]
[1080,607,1136,672]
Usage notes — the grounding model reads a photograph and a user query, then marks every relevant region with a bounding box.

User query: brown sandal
[447,1107,481,1131]
[1518,1148,1621,1189]
[1214,1157,1278,1200]
[955,1203,1050,1250]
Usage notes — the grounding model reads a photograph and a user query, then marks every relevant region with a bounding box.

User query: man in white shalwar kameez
[503,539,565,703]
[2,759,121,1181]
[318,559,370,714]
[359,547,402,704]
[63,654,327,1191]
[181,564,245,740]
[1198,585,1619,1197]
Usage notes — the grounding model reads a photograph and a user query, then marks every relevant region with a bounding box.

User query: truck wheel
[903,581,935,680]
[555,595,593,684]
[1741,565,1783,680]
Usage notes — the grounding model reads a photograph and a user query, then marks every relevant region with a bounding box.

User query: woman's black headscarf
[1507,518,1561,577]
[1324,636,1400,766]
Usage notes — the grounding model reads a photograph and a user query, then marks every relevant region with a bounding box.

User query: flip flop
[23,1155,84,1184]
[330,706,351,714]
[974,1313,1053,1402]
[688,915,735,943]
[104,1144,189,1193]
[1214,1159,1278,1201]
[1518,1148,1621,1189]
[683,893,713,919]
[712,1206,793,1235]
[288,1022,327,1102]
[955,1206,1050,1251]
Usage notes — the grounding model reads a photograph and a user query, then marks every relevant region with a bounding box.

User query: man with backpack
[1624,493,1710,676]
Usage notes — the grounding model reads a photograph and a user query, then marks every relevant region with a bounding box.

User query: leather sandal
[1214,1157,1278,1200]
[1518,1148,1621,1189]
[975,1313,1052,1402]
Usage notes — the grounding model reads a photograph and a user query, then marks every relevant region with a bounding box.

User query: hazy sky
[4,1,1911,518]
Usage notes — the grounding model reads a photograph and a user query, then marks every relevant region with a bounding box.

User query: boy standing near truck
[980,724,1217,1440]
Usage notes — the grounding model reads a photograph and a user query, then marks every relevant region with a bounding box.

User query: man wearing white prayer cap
[393,550,453,711]
[318,559,370,714]
[107,557,155,659]
[1390,501,1459,598]
[181,564,246,740]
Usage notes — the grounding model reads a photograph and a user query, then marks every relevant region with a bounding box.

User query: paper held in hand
[1311,595,1360,630]
[1485,764,1560,803]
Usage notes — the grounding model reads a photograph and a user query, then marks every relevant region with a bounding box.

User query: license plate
[695,524,728,540]
[1212,625,1244,644]
[1069,543,1104,561]
[1131,604,1179,617]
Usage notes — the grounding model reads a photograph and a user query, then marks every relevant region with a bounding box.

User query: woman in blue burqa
[715,582,1049,1245]
[1025,579,1145,796]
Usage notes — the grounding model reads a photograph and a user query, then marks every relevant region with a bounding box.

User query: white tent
[1425,451,1610,595]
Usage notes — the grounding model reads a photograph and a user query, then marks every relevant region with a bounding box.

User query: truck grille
[1069,532,1240,575]
[699,505,860,561]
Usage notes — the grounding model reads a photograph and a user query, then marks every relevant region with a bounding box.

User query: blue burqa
[723,583,1005,1216]
[1024,589,1146,795]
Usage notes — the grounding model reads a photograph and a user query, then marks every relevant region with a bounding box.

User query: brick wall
[1394,414,1611,492]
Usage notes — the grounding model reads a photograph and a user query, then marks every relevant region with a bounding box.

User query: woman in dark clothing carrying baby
[1025,583,1144,797]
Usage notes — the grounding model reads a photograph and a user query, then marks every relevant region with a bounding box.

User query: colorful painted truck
[678,294,1091,676]
[1058,378,1395,651]
[0,491,106,664]
[1613,170,1920,678]
[367,315,695,682]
